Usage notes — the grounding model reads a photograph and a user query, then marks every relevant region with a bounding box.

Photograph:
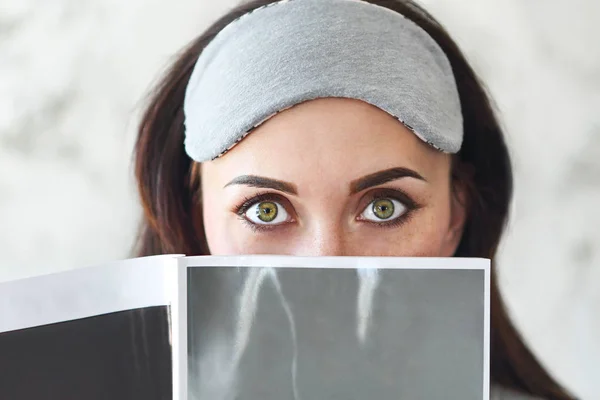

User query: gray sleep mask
[183,0,463,162]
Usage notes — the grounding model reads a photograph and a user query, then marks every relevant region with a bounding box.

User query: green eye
[372,199,395,219]
[360,198,406,223]
[244,200,289,225]
[257,201,278,222]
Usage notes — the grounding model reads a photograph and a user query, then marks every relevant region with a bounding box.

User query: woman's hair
[133,0,574,398]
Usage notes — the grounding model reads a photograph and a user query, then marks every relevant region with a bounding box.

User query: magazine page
[179,256,491,400]
[0,254,180,400]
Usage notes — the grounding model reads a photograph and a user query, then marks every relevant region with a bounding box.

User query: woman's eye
[245,201,290,225]
[360,198,407,222]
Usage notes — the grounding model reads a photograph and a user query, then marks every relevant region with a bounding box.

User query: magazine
[0,255,490,400]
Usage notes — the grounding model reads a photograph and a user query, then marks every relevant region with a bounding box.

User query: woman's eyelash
[363,188,420,210]
[231,191,285,216]
[358,188,421,228]
[236,214,273,232]
[232,192,290,233]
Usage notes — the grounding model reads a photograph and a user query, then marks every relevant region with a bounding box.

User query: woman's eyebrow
[224,175,298,195]
[350,167,427,194]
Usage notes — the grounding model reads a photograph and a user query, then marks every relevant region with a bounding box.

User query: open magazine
[0,255,490,400]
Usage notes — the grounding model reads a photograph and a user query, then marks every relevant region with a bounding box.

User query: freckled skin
[200,98,466,257]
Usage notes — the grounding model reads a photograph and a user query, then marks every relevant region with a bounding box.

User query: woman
[133,0,574,398]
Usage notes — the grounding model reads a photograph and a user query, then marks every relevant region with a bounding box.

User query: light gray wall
[0,0,598,397]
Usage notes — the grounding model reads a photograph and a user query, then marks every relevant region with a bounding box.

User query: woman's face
[200,98,466,257]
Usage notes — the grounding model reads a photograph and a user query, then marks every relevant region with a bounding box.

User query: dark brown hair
[133,0,574,398]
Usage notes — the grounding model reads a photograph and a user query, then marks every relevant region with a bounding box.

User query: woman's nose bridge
[303,223,348,256]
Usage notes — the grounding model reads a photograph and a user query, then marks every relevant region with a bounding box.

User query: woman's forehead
[203,98,449,187]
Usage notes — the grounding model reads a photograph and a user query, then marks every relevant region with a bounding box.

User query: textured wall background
[0,0,598,398]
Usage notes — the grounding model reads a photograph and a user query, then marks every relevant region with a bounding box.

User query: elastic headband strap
[184,0,463,162]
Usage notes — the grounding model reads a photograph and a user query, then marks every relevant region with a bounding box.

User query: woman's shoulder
[491,385,543,400]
